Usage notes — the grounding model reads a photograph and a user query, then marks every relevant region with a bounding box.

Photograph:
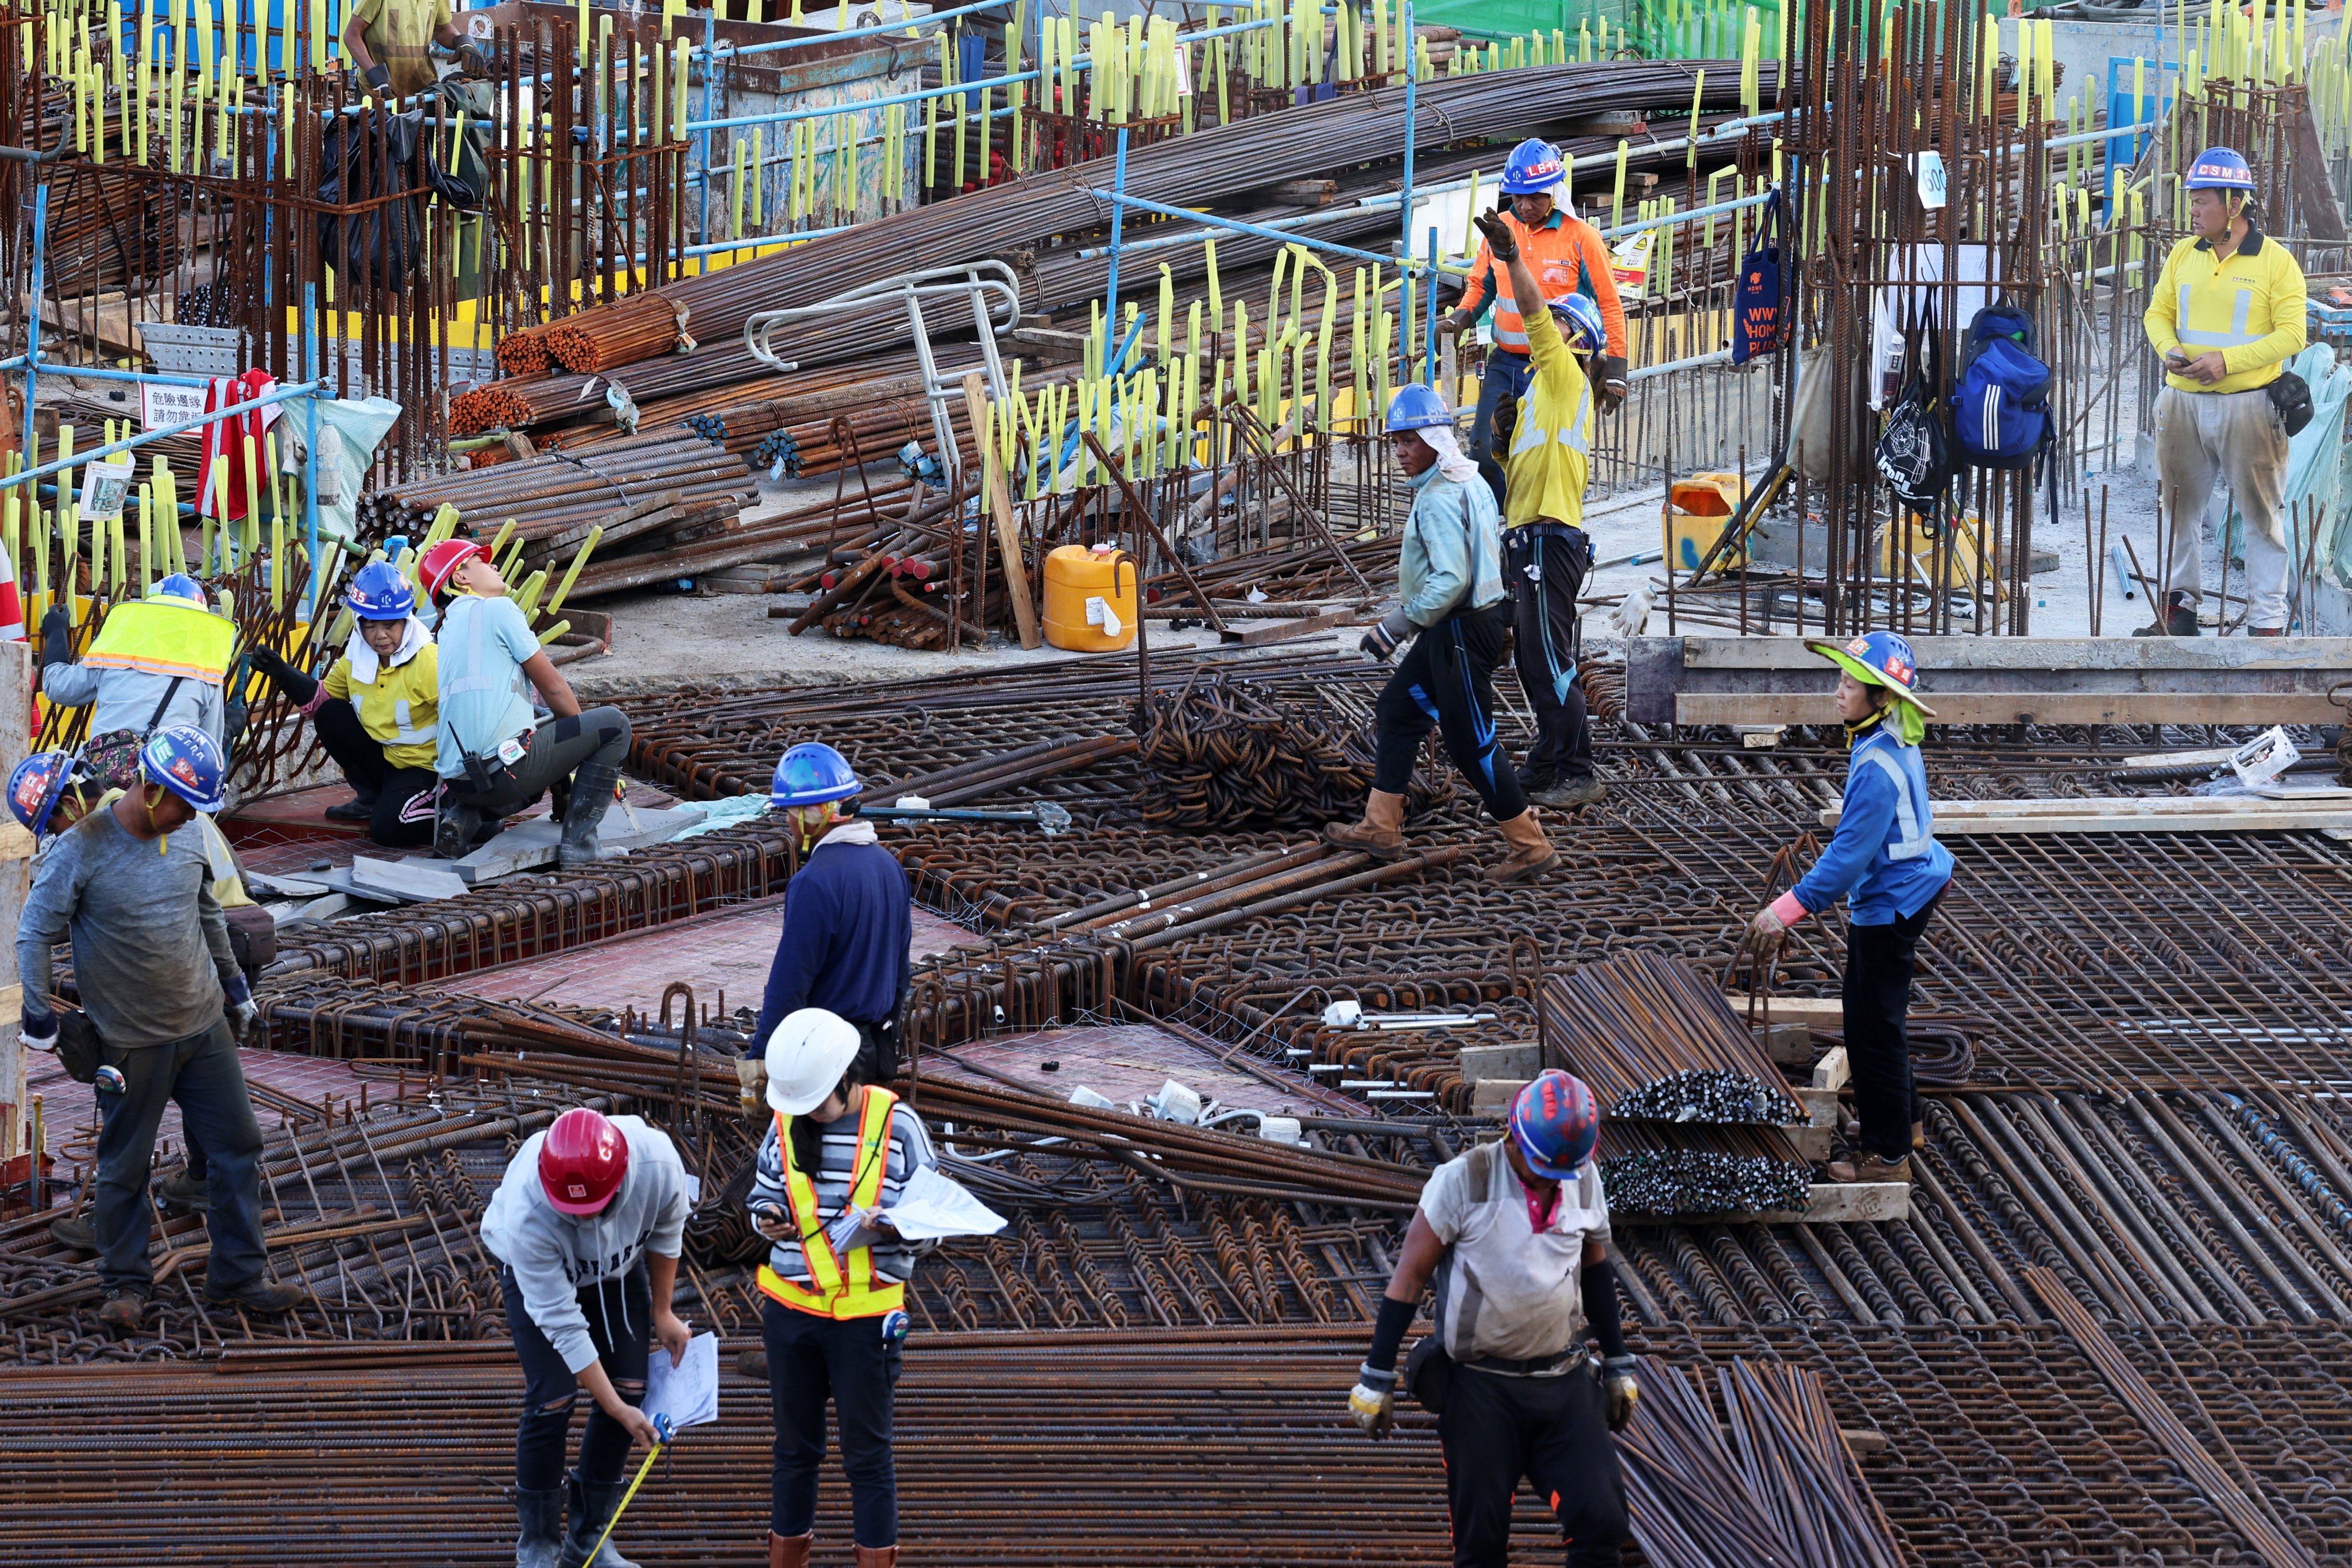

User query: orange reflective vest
[1458,210,1628,361]
[756,1087,906,1320]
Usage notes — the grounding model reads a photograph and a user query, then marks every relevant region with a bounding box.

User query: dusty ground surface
[572,435,2212,703]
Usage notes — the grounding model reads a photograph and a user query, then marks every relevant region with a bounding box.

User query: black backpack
[1875,299,1952,512]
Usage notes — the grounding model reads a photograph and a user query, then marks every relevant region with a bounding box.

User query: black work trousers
[1440,1361,1629,1567]
[312,700,439,847]
[1372,603,1527,824]
[1505,524,1594,784]
[94,1018,266,1298]
[505,1262,652,1492]
[764,1299,900,1547]
[1843,891,1944,1163]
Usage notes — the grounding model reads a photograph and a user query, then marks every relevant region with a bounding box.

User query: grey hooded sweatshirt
[481,1115,692,1374]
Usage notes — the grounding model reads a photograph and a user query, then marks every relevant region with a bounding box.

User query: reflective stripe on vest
[388,697,434,747]
[80,598,235,684]
[2176,281,2259,347]
[755,1087,906,1320]
[1509,387,1593,459]
[1856,737,1933,862]
[439,596,517,698]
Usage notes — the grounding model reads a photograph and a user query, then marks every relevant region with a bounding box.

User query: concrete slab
[922,1022,1358,1120]
[453,805,709,884]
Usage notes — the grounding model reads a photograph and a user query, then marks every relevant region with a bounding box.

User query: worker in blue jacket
[752,743,912,1083]
[1326,384,1559,885]
[1746,631,1954,1184]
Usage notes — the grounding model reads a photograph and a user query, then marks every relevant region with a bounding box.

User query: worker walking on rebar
[14,727,299,1334]
[2140,145,2307,637]
[1325,383,1558,883]
[1745,633,1953,1184]
[422,538,633,866]
[752,743,913,1084]
[1470,206,1610,812]
[752,1008,940,1568]
[1346,1069,1638,1567]
[1442,138,1629,466]
[481,1104,694,1568]
[247,562,442,847]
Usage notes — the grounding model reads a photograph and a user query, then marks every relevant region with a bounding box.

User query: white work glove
[20,1029,57,1056]
[1359,607,1415,664]
[1744,906,1788,955]
[20,1011,58,1055]
[1602,1355,1640,1431]
[1347,1364,1398,1439]
[229,1000,260,1038]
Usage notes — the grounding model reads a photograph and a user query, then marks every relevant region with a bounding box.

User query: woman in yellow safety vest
[750,1007,939,1568]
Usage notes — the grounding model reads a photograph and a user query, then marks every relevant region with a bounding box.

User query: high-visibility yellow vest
[756,1087,906,1320]
[82,599,235,685]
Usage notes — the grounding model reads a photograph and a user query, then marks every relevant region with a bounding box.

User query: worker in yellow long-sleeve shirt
[2141,146,2307,636]
[1473,207,1608,817]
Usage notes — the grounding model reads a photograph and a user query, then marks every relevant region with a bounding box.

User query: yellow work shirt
[2142,225,2307,395]
[1502,292,1595,530]
[349,0,452,99]
[325,641,441,771]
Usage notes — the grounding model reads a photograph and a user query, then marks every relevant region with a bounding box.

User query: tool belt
[53,1010,104,1086]
[1458,1343,1592,1378]
[447,728,535,799]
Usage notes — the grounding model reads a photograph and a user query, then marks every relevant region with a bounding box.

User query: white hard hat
[764,1008,863,1115]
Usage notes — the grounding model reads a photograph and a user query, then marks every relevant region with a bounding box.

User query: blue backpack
[1952,304,2053,472]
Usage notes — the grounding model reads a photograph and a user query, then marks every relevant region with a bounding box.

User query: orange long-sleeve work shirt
[1457,206,1628,362]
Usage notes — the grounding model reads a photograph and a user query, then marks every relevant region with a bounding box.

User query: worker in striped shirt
[750,1008,940,1568]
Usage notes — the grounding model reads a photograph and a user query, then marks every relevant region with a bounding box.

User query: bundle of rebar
[1598,1122,1812,1217]
[1132,674,1455,830]
[1617,1358,1907,1568]
[542,292,693,373]
[1542,952,1807,1125]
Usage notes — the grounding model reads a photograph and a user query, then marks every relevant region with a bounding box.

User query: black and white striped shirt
[750,1098,939,1287]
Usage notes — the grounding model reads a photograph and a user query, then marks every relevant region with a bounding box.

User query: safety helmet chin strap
[791,800,840,851]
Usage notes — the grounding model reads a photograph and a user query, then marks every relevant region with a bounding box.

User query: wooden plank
[962,372,1041,651]
[1812,1045,1850,1091]
[1728,995,1843,1028]
[1673,635,2352,671]
[1677,691,2350,725]
[1828,794,2349,824]
[1218,608,1353,646]
[1920,811,2352,836]
[1756,1182,1912,1224]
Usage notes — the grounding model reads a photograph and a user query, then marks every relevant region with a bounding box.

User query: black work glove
[248,646,320,706]
[1597,354,1629,414]
[457,43,493,76]
[38,603,75,669]
[362,61,393,94]
[1471,207,1519,264]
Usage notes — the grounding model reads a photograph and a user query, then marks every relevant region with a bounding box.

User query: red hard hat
[419,537,488,601]
[539,1107,629,1214]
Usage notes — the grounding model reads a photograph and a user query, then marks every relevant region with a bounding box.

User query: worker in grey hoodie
[481,1106,693,1568]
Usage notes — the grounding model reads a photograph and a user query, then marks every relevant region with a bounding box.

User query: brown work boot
[1323,789,1405,860]
[853,1547,899,1568]
[49,1214,96,1250]
[768,1532,813,1568]
[1483,809,1559,884]
[98,1288,147,1333]
[205,1278,304,1315]
[2133,593,2199,637]
[1825,1153,1912,1184]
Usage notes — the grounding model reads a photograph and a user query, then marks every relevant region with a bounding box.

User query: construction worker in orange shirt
[1441,138,1631,465]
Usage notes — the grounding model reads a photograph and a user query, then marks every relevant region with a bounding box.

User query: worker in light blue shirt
[1747,631,1954,1186]
[1326,384,1559,885]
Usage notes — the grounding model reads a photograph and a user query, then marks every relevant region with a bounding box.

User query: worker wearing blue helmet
[2142,145,2307,635]
[1746,632,1954,1184]
[15,725,301,1334]
[751,743,913,1084]
[249,559,443,846]
[1326,384,1559,884]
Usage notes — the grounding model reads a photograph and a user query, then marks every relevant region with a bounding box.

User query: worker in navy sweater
[1745,632,1955,1184]
[752,743,912,1084]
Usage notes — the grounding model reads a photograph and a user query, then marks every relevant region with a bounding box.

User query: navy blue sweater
[753,827,914,1045]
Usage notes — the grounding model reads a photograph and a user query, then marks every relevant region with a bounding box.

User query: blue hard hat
[346,560,417,621]
[1549,292,1606,354]
[1384,383,1453,432]
[7,751,85,837]
[2185,146,2255,191]
[770,741,860,810]
[141,724,227,814]
[150,573,207,609]
[1510,1070,1600,1179]
[1807,630,1937,716]
[1500,137,1566,196]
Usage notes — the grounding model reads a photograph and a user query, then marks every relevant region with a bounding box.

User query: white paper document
[881,1165,1008,1241]
[644,1331,721,1431]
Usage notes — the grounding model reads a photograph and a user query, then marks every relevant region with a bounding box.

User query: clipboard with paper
[824,1165,1008,1252]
